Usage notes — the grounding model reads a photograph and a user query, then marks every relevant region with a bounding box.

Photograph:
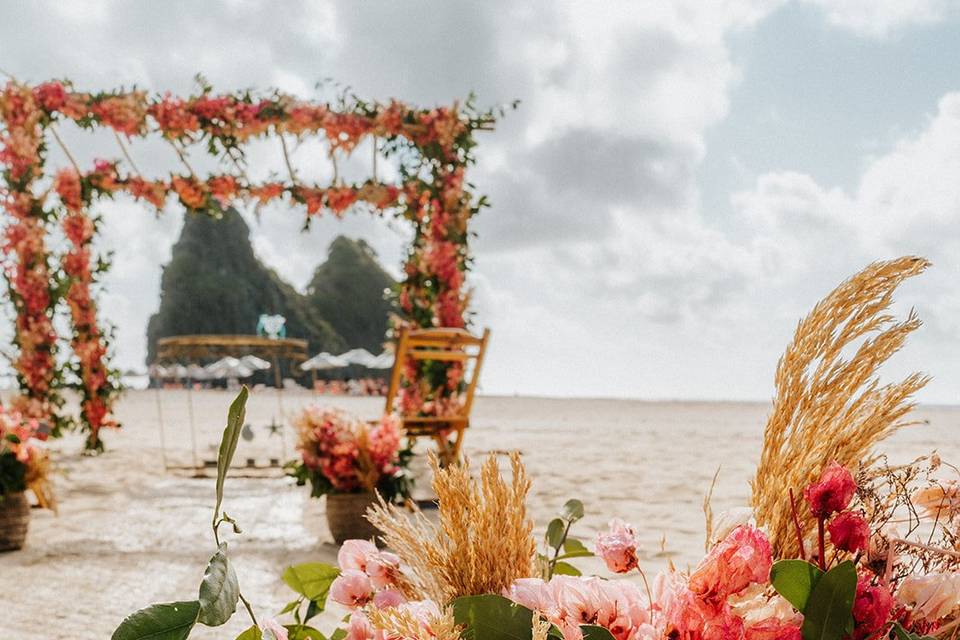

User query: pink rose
[851,575,894,640]
[828,511,870,553]
[595,518,640,574]
[331,569,373,609]
[689,525,773,604]
[804,462,857,518]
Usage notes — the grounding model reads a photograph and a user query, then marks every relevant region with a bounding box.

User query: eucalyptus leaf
[283,562,340,603]
[770,559,824,612]
[581,625,616,640]
[546,518,566,548]
[214,387,248,523]
[198,543,240,626]
[561,499,584,522]
[800,560,857,640]
[452,594,534,640]
[111,601,201,640]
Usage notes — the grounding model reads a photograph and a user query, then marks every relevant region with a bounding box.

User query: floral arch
[0,77,502,451]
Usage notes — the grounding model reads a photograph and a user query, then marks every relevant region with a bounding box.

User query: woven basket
[0,492,30,552]
[326,492,379,545]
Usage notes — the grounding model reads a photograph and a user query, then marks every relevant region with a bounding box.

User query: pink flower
[366,550,401,589]
[506,578,557,614]
[595,518,640,574]
[331,569,373,609]
[745,619,802,640]
[804,462,857,518]
[851,575,894,640]
[346,610,378,640]
[828,511,870,554]
[338,539,378,572]
[689,525,773,605]
[260,618,289,640]
[373,588,407,609]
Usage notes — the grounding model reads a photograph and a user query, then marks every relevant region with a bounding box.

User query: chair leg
[450,427,466,463]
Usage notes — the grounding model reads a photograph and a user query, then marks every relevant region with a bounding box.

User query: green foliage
[770,560,824,612]
[282,563,340,603]
[0,451,27,497]
[453,594,535,640]
[111,601,201,640]
[772,559,857,640]
[235,627,263,640]
[197,544,240,626]
[892,622,936,640]
[542,498,591,580]
[214,387,247,525]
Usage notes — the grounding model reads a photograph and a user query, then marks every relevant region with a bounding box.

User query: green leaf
[282,562,340,603]
[546,518,566,548]
[561,499,584,522]
[801,560,857,640]
[581,626,616,640]
[284,626,327,640]
[552,561,582,576]
[892,622,937,640]
[214,387,248,522]
[452,594,534,640]
[329,630,347,640]
[770,559,824,612]
[564,538,589,554]
[111,601,201,640]
[279,600,301,615]
[304,599,319,622]
[236,626,263,640]
[198,543,240,626]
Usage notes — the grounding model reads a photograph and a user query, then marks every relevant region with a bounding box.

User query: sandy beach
[1,389,958,638]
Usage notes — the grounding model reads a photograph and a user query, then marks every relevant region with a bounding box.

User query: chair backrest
[384,327,491,421]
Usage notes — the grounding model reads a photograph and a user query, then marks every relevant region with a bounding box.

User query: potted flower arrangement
[287,407,411,544]
[0,403,54,551]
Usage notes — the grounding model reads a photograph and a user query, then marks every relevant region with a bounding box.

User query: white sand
[1,389,958,638]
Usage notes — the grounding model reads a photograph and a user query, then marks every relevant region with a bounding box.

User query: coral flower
[595,518,640,574]
[827,511,870,554]
[338,539,378,572]
[689,525,773,604]
[804,461,857,518]
[897,573,960,621]
[745,619,802,640]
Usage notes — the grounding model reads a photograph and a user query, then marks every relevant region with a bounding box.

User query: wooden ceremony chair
[383,327,490,465]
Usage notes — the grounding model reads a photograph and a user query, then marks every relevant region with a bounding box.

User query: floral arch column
[0,79,503,451]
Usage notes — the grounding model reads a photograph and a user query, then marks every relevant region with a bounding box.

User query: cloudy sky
[2,0,960,402]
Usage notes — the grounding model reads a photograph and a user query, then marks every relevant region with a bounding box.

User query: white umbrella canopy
[339,348,378,367]
[300,352,349,371]
[205,357,255,379]
[148,363,169,378]
[240,355,271,371]
[167,364,189,379]
[368,352,395,370]
[185,364,210,380]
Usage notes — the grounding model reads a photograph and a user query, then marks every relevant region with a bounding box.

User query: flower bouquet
[0,402,54,551]
[115,256,960,640]
[286,407,412,544]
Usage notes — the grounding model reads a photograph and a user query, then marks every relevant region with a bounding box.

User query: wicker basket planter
[326,492,379,545]
[0,492,30,552]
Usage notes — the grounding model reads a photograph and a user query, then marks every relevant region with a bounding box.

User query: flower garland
[0,82,66,434]
[53,166,119,452]
[1,78,502,449]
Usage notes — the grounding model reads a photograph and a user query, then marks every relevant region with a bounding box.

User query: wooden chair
[383,327,490,465]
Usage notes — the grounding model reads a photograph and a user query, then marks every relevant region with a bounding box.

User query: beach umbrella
[300,352,349,371]
[148,363,169,378]
[205,357,255,379]
[339,348,378,367]
[369,352,395,369]
[167,364,189,379]
[185,364,210,380]
[240,355,271,370]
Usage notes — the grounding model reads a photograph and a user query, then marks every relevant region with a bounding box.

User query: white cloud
[799,0,953,37]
